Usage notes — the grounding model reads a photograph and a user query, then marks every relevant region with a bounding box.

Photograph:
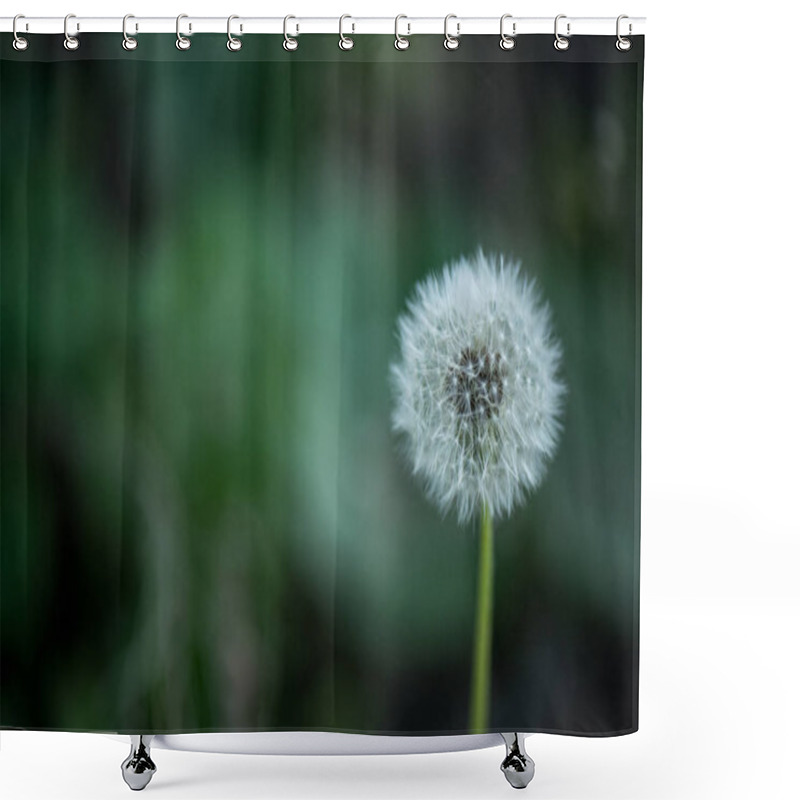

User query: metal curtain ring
[554,14,570,51]
[443,14,459,51]
[64,13,79,51]
[176,14,191,50]
[283,15,298,51]
[12,14,29,51]
[499,14,516,50]
[227,15,242,51]
[122,14,138,51]
[338,14,354,50]
[394,15,410,50]
[616,14,632,51]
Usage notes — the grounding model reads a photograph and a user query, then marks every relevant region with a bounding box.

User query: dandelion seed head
[390,250,566,523]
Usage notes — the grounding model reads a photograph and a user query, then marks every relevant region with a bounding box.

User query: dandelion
[391,250,565,522]
[390,249,565,732]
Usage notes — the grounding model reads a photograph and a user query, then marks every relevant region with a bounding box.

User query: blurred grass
[1,41,641,734]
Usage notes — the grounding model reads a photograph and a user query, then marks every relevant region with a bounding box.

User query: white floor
[2,597,798,799]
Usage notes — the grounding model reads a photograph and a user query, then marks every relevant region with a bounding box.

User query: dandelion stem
[469,500,493,732]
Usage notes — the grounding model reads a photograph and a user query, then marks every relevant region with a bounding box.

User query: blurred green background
[1,35,642,734]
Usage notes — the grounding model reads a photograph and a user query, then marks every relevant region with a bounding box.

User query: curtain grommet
[616,15,632,51]
[554,15,570,51]
[122,14,138,51]
[176,14,191,50]
[227,15,242,51]
[499,14,516,51]
[394,15,410,50]
[12,15,29,51]
[339,14,354,51]
[63,13,80,51]
[444,14,460,51]
[283,15,299,51]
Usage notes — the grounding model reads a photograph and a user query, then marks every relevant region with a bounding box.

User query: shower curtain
[0,32,643,737]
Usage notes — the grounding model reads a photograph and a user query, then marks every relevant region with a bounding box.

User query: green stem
[469,500,494,733]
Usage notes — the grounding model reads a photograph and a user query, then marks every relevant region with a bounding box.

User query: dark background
[1,35,642,734]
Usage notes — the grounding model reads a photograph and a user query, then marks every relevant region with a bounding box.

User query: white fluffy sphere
[391,251,566,523]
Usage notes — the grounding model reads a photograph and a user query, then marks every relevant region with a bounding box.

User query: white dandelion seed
[390,250,566,523]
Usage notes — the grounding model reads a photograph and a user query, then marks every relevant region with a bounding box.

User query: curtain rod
[1,16,646,37]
